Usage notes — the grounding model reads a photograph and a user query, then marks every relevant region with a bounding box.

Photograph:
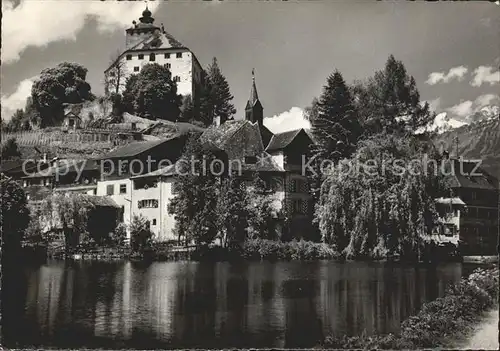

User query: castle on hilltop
[104,5,204,99]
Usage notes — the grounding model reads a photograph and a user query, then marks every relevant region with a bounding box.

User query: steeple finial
[249,69,259,104]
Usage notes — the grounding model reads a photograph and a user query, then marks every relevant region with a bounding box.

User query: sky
[1,0,499,133]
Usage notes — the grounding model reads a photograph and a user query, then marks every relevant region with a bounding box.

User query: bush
[241,239,338,261]
[322,266,499,349]
[110,222,127,247]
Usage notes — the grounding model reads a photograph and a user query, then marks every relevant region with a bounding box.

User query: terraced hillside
[435,118,500,180]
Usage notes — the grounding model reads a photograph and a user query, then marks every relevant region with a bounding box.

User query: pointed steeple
[245,69,263,125]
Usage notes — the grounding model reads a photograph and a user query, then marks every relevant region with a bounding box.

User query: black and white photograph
[1,0,499,349]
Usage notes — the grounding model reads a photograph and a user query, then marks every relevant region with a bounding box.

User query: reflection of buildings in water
[35,264,65,335]
[144,262,178,340]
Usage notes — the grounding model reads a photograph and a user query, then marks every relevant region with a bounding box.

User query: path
[460,309,499,350]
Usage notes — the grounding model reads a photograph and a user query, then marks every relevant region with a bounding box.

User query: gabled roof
[241,153,284,173]
[131,163,178,179]
[96,139,171,159]
[79,195,121,208]
[200,120,248,150]
[266,129,312,152]
[22,160,99,179]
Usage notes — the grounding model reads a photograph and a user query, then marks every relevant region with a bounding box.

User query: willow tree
[316,133,448,260]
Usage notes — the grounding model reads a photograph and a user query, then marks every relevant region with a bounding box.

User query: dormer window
[149,53,156,61]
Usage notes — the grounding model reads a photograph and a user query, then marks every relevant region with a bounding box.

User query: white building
[104,6,204,99]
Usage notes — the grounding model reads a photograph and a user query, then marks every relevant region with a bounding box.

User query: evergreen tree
[311,70,362,164]
[206,57,236,123]
[352,55,434,136]
[179,94,194,122]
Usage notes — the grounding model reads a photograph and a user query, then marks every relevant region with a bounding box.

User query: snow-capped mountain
[427,105,499,134]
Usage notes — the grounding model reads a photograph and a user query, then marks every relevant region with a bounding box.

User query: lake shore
[321,266,499,349]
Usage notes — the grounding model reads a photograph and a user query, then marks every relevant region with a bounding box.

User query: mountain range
[433,105,500,181]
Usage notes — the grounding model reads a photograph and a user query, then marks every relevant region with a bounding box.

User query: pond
[2,260,479,349]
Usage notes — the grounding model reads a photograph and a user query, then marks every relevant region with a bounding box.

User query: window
[173,76,180,82]
[292,199,302,214]
[126,54,132,60]
[152,219,157,226]
[138,54,144,59]
[245,156,257,164]
[164,53,170,59]
[119,184,127,194]
[149,53,156,61]
[176,52,182,58]
[166,63,171,69]
[134,66,140,72]
[471,191,477,200]
[290,179,299,193]
[138,199,159,209]
[109,71,115,77]
[106,184,114,195]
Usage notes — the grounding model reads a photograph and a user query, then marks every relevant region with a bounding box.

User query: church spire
[245,69,263,125]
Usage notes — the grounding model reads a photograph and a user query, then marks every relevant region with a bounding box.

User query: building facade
[104,6,203,99]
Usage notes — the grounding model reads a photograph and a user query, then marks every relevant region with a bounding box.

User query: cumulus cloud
[1,77,36,121]
[425,66,468,85]
[264,107,311,133]
[470,66,500,87]
[2,0,160,64]
[446,93,500,120]
[474,93,500,107]
[447,100,474,118]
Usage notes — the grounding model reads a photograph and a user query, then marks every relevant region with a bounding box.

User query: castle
[104,6,204,99]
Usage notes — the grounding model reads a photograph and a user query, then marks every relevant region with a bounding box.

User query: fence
[2,128,142,147]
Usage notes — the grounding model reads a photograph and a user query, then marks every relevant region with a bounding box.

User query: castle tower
[245,69,264,125]
[125,5,160,49]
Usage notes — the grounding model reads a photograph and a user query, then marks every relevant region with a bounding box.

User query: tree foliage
[216,178,250,248]
[1,138,22,160]
[316,133,449,260]
[168,134,220,246]
[1,175,30,251]
[129,214,153,252]
[351,55,434,137]
[311,70,363,162]
[206,57,236,123]
[247,172,279,240]
[31,62,94,127]
[121,63,181,121]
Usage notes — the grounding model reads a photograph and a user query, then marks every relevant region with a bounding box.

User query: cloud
[264,107,310,133]
[1,0,160,64]
[425,66,468,85]
[470,66,500,87]
[447,100,474,118]
[474,93,500,107]
[1,77,36,121]
[446,93,500,120]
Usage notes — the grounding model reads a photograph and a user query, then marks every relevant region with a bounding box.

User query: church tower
[245,69,264,125]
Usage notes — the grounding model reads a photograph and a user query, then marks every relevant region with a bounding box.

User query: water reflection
[3,260,467,349]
